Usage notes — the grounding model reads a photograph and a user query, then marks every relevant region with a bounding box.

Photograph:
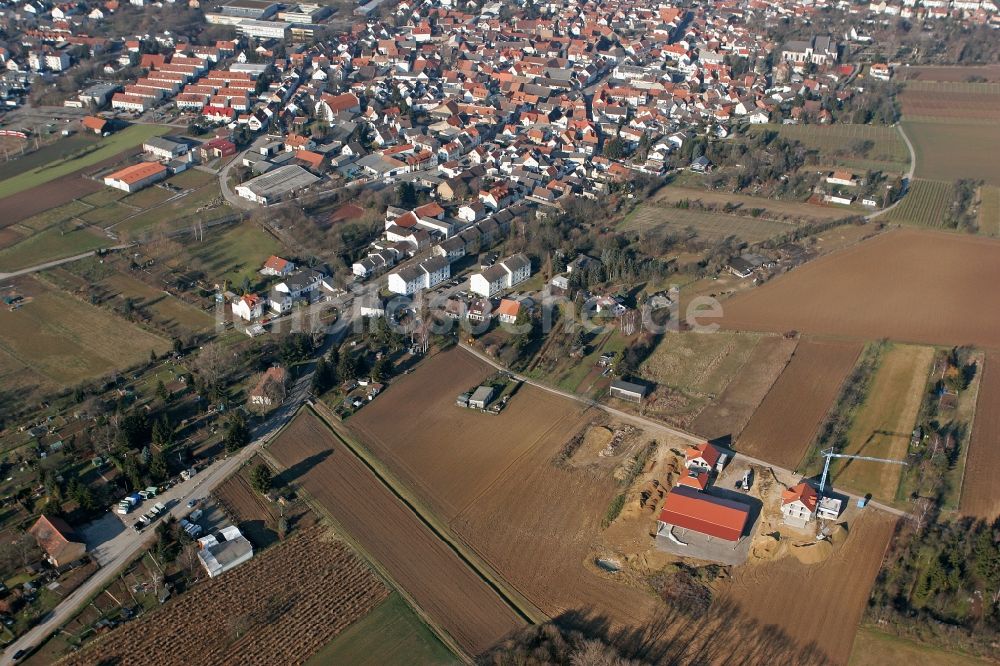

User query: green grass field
[173,221,280,288]
[979,186,1000,237]
[831,344,933,502]
[101,273,214,335]
[118,188,229,237]
[879,179,954,226]
[850,627,992,666]
[0,224,107,272]
[17,200,93,232]
[0,276,169,385]
[621,204,797,243]
[903,120,1000,185]
[0,134,96,182]
[0,125,170,200]
[750,123,910,173]
[305,593,456,666]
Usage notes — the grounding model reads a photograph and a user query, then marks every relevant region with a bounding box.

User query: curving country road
[864,122,917,222]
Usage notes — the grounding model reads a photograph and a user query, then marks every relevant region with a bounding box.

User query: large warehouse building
[235,164,319,205]
[103,162,168,193]
[657,486,749,542]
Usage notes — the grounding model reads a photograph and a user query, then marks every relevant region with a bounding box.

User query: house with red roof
[677,469,709,491]
[685,442,725,474]
[781,482,818,527]
[232,294,263,321]
[262,255,295,277]
[29,515,86,567]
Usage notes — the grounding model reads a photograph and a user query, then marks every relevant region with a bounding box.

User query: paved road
[0,245,132,280]
[456,342,909,519]
[217,151,255,211]
[1,366,316,665]
[864,123,916,222]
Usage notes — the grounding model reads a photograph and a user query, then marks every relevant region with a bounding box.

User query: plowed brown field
[960,353,1000,519]
[736,339,862,469]
[268,411,525,656]
[450,423,663,628]
[720,228,1000,349]
[691,336,798,443]
[60,527,388,666]
[717,510,897,665]
[348,348,586,519]
[347,349,669,627]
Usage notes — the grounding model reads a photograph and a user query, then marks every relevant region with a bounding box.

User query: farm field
[691,335,798,443]
[637,331,762,427]
[750,123,910,173]
[899,87,1000,124]
[0,276,170,385]
[211,457,282,548]
[621,205,797,243]
[902,121,1000,185]
[268,411,526,657]
[448,413,668,631]
[716,510,897,665]
[348,348,584,518]
[0,223,107,272]
[0,166,104,227]
[831,344,934,502]
[979,186,1000,237]
[897,64,1000,82]
[60,527,390,665]
[0,133,96,182]
[736,338,863,470]
[878,179,954,226]
[306,593,457,666]
[720,228,1000,349]
[959,353,1000,519]
[0,124,169,200]
[849,628,993,666]
[653,185,853,222]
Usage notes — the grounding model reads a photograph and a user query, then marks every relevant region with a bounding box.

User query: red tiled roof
[686,442,721,467]
[782,482,818,511]
[658,486,749,541]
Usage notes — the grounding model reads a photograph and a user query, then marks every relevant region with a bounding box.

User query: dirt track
[736,339,862,470]
[268,412,525,656]
[960,353,1000,519]
[720,228,1000,349]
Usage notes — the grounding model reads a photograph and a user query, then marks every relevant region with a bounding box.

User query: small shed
[609,379,649,403]
[469,385,495,409]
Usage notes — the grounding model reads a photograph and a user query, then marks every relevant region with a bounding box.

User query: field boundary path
[456,342,909,519]
[0,244,131,280]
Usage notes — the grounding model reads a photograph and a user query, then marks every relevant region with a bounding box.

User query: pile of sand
[751,535,781,561]
[828,523,849,545]
[790,539,833,564]
[584,426,614,454]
